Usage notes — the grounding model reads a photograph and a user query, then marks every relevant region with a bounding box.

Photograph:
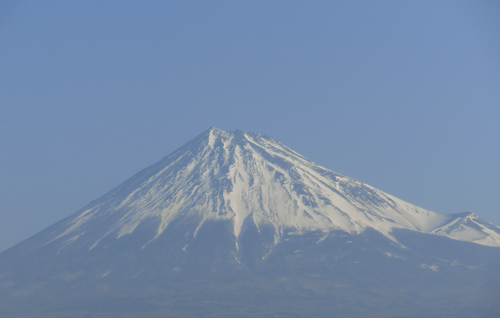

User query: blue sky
[1,0,499,252]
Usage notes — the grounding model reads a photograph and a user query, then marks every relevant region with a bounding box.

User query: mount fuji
[1,128,499,317]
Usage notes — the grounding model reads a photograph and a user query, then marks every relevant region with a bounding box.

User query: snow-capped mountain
[1,128,499,317]
[45,127,500,254]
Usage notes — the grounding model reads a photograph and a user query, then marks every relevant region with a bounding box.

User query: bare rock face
[1,128,499,317]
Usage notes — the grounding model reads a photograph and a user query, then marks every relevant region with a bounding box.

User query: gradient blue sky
[1,1,499,252]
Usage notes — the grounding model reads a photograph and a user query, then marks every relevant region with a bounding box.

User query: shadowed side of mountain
[1,225,500,317]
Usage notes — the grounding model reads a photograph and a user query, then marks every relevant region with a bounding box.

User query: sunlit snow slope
[46,128,500,250]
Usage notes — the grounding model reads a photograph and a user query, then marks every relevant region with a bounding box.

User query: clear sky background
[0,1,499,252]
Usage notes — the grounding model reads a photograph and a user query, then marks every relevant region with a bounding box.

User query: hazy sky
[1,1,499,252]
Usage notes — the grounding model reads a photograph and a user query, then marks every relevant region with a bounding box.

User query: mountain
[1,127,499,317]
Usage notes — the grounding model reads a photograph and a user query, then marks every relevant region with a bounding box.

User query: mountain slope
[42,127,500,255]
[1,127,499,317]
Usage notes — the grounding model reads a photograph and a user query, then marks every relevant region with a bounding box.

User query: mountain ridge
[32,127,500,259]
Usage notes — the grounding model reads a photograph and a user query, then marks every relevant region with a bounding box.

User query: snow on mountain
[430,212,500,247]
[45,128,500,252]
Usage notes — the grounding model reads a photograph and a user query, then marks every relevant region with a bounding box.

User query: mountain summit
[1,128,500,317]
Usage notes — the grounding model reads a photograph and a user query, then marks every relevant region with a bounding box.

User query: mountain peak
[39,129,500,254]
